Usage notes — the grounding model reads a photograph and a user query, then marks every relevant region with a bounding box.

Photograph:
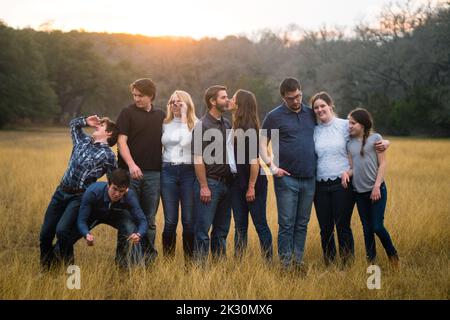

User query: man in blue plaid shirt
[39,115,119,270]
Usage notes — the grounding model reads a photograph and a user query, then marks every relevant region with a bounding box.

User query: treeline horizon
[1,1,449,136]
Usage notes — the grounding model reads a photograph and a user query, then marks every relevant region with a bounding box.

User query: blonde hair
[164,90,198,131]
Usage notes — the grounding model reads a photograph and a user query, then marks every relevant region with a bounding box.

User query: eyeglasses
[284,92,303,102]
[169,101,181,106]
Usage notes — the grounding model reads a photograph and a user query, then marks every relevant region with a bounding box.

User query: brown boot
[388,255,400,271]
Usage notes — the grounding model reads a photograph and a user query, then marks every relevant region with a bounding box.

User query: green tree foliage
[0,2,448,135]
[35,31,135,123]
[348,1,450,135]
[0,23,57,127]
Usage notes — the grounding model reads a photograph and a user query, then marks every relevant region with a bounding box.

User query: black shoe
[182,232,195,261]
[162,232,176,257]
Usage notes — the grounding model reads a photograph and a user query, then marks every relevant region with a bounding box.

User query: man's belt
[59,184,85,194]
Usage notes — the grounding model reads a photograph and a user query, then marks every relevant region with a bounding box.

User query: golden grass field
[0,128,449,299]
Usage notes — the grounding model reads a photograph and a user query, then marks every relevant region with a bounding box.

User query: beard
[286,102,301,113]
[215,102,228,113]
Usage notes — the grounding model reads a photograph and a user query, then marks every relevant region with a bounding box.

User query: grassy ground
[0,128,449,299]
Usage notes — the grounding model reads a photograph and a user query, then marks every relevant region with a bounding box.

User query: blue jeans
[231,177,273,260]
[314,178,355,266]
[274,176,315,267]
[193,178,232,264]
[94,210,143,268]
[160,163,195,256]
[355,183,398,262]
[130,171,160,263]
[68,209,143,268]
[39,187,82,268]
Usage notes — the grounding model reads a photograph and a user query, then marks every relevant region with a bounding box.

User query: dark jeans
[193,178,232,264]
[231,178,273,261]
[70,209,143,268]
[160,163,195,256]
[273,176,315,267]
[39,187,82,269]
[314,178,355,266]
[355,182,398,262]
[130,171,160,263]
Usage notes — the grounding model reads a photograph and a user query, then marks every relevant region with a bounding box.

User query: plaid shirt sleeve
[77,147,117,189]
[70,117,90,146]
[105,150,118,175]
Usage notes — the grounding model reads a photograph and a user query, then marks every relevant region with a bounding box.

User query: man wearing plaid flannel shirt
[39,115,119,270]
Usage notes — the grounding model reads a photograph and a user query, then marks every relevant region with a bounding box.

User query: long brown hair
[349,108,373,156]
[232,89,260,132]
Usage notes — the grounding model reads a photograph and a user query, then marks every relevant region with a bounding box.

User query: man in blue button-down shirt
[260,77,316,271]
[76,168,147,268]
[39,115,118,270]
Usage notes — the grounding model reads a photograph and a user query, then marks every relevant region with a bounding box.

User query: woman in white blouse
[161,90,198,260]
[311,92,388,267]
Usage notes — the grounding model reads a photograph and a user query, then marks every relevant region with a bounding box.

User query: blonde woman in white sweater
[161,90,198,260]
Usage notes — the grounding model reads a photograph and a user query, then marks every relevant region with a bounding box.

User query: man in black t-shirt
[116,78,165,264]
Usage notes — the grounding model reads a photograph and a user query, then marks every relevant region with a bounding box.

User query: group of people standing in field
[39,77,400,273]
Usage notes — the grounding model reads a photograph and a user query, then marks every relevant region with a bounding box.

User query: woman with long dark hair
[228,89,273,261]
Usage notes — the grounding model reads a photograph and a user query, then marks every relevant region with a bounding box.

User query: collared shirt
[77,182,148,237]
[262,102,316,178]
[226,129,237,174]
[191,112,232,179]
[60,117,117,191]
[116,103,166,171]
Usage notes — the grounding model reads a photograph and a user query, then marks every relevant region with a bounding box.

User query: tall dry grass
[0,128,449,299]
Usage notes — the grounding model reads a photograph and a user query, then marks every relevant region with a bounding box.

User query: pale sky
[0,0,440,39]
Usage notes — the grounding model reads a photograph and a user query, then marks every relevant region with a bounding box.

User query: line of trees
[0,1,449,135]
